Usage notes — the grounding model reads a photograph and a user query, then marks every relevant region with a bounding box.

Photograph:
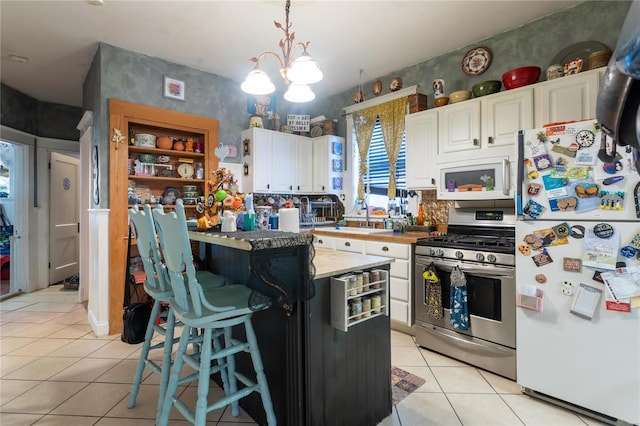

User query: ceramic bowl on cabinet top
[502,66,541,90]
[183,191,198,198]
[183,185,198,193]
[134,133,157,148]
[449,90,471,103]
[434,96,449,107]
[472,80,502,97]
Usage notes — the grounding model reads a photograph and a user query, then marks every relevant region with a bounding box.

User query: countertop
[313,248,394,279]
[308,227,432,244]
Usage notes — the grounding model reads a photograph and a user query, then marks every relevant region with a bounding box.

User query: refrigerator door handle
[502,158,510,196]
[516,131,524,218]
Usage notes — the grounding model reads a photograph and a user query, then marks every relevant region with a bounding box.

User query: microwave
[437,157,514,200]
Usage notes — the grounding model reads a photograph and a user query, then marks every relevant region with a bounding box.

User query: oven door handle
[420,259,513,278]
[420,325,515,357]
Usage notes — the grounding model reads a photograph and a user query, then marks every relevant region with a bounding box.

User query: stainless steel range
[414,208,516,380]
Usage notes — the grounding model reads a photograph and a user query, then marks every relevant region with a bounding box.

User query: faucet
[359,200,370,228]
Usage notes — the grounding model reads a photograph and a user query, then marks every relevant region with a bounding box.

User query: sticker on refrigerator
[582,224,619,270]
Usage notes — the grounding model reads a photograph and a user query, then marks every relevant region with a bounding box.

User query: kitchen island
[190,230,394,426]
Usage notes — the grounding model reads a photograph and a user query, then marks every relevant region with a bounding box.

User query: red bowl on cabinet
[502,66,541,90]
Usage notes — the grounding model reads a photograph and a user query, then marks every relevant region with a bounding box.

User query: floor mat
[391,366,425,404]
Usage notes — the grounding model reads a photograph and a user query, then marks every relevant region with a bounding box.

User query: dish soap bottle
[385,214,393,230]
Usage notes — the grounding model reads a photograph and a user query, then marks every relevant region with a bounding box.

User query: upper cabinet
[533,68,601,127]
[313,135,345,195]
[405,109,438,189]
[241,128,344,195]
[438,88,533,162]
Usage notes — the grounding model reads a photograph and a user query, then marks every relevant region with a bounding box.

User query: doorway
[0,141,23,298]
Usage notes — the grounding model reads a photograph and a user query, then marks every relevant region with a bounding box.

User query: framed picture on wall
[247,94,276,117]
[163,76,185,101]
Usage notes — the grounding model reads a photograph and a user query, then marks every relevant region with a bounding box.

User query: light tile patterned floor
[1,285,608,425]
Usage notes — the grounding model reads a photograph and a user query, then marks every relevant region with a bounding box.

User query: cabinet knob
[290,185,293,190]
[322,186,325,190]
[431,178,435,185]
[318,239,323,244]
[488,136,494,144]
[382,246,389,252]
[267,184,270,189]
[473,138,479,146]
[297,185,300,190]
[345,242,351,247]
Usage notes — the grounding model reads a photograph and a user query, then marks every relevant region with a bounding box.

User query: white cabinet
[241,127,273,193]
[438,88,533,163]
[242,129,342,195]
[293,135,313,193]
[405,109,438,189]
[534,69,601,127]
[312,135,344,195]
[271,132,294,193]
[365,240,413,327]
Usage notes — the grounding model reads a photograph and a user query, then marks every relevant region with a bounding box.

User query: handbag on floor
[121,224,151,344]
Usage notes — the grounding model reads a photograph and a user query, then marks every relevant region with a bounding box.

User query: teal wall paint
[309,0,632,138]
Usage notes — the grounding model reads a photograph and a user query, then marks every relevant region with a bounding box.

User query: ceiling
[1,0,585,108]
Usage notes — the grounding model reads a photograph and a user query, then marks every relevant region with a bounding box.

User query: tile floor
[1,285,608,426]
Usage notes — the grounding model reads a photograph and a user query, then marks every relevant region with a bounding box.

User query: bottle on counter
[385,214,393,230]
[417,203,426,226]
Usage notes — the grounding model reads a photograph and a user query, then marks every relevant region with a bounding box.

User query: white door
[49,152,80,284]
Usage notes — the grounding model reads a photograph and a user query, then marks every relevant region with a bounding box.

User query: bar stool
[127,204,226,419]
[153,201,277,426]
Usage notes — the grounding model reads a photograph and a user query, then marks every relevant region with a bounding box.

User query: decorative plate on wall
[462,47,492,76]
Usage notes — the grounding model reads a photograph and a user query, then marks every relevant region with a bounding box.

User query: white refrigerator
[515,120,640,425]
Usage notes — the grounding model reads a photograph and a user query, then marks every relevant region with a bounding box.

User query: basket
[322,120,337,136]
[408,94,428,113]
[587,50,612,70]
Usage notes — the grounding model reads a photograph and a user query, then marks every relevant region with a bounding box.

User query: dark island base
[208,244,392,425]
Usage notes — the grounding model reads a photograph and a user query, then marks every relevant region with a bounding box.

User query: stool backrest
[151,201,202,315]
[128,204,169,294]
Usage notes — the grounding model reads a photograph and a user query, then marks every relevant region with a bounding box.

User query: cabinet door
[271,132,294,193]
[534,70,600,127]
[312,138,329,193]
[405,110,438,188]
[294,136,313,193]
[438,99,481,154]
[252,128,273,192]
[482,88,533,150]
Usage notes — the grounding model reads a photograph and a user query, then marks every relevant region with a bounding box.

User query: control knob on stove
[455,251,464,259]
[476,253,485,262]
[487,254,497,263]
[430,248,444,257]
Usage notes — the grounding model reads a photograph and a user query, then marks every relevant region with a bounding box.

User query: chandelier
[240,0,323,103]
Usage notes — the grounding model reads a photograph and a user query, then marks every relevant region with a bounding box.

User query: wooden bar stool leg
[223,326,241,417]
[158,324,192,426]
[195,327,213,425]
[156,308,176,418]
[128,298,162,408]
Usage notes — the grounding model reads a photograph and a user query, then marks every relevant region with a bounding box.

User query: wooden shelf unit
[108,99,218,334]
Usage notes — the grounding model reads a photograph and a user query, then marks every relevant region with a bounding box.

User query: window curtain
[378,97,408,199]
[353,105,379,200]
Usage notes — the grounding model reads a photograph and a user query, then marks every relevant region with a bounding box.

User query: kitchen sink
[313,226,390,234]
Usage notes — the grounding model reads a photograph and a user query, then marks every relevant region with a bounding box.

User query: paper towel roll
[279,208,299,233]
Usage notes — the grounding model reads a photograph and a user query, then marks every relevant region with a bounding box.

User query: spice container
[371,294,382,314]
[347,275,357,296]
[351,297,362,320]
[354,271,364,294]
[362,271,370,291]
[362,297,372,317]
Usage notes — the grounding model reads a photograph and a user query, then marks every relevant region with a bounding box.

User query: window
[364,117,406,197]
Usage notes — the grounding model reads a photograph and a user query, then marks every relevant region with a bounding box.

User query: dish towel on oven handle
[450,266,469,330]
[423,265,443,319]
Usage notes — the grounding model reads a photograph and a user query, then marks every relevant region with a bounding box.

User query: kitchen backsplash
[421,189,455,227]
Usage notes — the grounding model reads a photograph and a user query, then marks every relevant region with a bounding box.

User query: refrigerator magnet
[532,251,553,267]
[523,199,546,219]
[570,225,585,238]
[563,257,582,272]
[561,281,575,296]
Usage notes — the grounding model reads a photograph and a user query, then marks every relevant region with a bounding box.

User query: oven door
[414,255,515,349]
